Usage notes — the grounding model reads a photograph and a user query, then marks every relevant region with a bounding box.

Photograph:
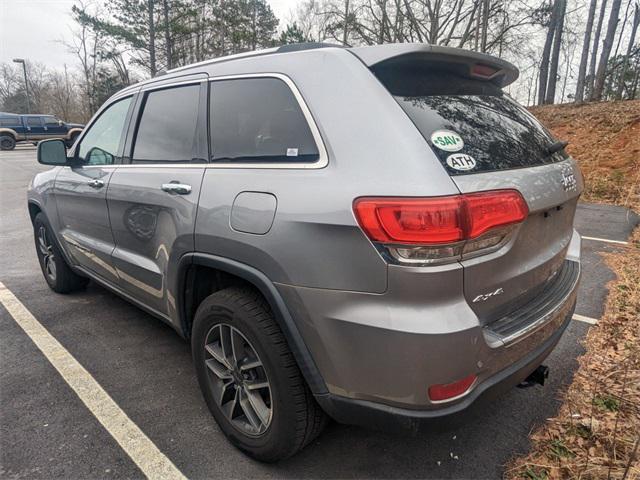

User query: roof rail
[276,42,344,53]
[166,47,279,74]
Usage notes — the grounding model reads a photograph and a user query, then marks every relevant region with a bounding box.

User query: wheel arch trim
[0,128,20,141]
[177,252,328,394]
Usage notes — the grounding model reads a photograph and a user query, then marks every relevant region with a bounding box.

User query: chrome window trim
[139,78,204,92]
[102,72,328,170]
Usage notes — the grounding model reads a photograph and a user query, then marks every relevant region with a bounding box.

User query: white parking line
[572,313,599,325]
[0,282,187,480]
[582,236,629,245]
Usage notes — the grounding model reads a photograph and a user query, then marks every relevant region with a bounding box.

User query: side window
[0,117,20,127]
[78,97,132,165]
[131,84,201,163]
[210,78,320,163]
[26,117,42,127]
[44,116,59,126]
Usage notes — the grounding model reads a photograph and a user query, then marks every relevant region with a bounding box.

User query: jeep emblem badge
[560,165,577,192]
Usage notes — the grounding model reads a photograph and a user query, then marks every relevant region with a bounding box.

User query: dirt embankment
[529,100,640,211]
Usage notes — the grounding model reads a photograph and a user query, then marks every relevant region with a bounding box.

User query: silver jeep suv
[28,43,582,461]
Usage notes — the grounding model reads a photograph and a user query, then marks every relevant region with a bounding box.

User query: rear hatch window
[373,61,568,175]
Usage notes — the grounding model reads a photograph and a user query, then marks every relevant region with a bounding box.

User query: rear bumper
[276,230,581,419]
[313,301,574,431]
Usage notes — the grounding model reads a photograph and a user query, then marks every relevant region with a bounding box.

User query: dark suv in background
[0,112,83,150]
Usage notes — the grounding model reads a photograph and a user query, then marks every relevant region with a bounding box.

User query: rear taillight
[353,190,528,265]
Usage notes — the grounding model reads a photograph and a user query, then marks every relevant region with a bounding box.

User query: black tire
[192,287,327,462]
[0,135,16,151]
[33,212,89,293]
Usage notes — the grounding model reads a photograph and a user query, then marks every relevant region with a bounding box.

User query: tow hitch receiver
[518,365,550,388]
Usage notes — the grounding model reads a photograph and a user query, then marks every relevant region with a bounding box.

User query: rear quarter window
[209,77,319,163]
[0,117,20,127]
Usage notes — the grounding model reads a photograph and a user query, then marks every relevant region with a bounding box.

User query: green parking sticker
[431,130,464,152]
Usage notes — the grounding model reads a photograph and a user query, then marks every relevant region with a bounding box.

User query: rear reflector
[353,190,528,246]
[428,374,477,402]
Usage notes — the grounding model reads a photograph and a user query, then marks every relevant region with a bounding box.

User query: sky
[0,0,302,69]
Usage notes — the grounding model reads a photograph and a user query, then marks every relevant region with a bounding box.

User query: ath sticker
[446,153,477,171]
[431,130,464,152]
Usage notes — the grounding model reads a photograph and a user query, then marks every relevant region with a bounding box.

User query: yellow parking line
[0,282,187,480]
[572,313,599,325]
[582,236,629,245]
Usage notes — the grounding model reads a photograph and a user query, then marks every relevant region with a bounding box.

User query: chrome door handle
[161,183,192,195]
[88,179,105,189]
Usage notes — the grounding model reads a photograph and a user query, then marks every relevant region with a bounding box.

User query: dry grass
[529,100,640,211]
[505,228,640,480]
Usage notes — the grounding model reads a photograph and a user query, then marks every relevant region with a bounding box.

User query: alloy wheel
[204,323,273,436]
[37,226,56,282]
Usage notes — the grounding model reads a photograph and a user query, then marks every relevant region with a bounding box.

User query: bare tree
[575,0,598,102]
[616,2,640,99]
[162,0,173,69]
[148,0,157,76]
[587,0,609,99]
[593,0,623,99]
[545,0,566,103]
[539,0,561,104]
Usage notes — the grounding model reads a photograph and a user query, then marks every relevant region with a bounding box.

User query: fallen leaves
[506,228,640,479]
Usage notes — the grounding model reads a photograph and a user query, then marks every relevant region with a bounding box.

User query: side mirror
[37,139,71,166]
[58,120,63,126]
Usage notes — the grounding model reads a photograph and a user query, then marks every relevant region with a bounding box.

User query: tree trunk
[616,4,640,99]
[545,0,566,104]
[162,0,172,69]
[538,0,560,105]
[480,0,490,52]
[593,0,622,100]
[343,0,350,45]
[587,0,608,99]
[613,0,632,59]
[148,0,157,76]
[575,0,598,102]
[475,0,482,50]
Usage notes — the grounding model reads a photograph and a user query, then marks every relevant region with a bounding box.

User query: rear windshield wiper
[547,140,568,155]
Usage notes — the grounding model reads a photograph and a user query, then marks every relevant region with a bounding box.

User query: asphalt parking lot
[1,146,638,480]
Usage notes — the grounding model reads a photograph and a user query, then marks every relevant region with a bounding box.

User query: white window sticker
[286,148,299,157]
[446,153,477,171]
[430,130,464,152]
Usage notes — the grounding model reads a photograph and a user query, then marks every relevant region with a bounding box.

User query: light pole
[12,58,30,114]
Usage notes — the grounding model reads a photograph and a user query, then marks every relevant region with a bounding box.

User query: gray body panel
[27,43,584,415]
[107,167,205,318]
[55,166,119,283]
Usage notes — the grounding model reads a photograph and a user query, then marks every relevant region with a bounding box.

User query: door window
[78,97,132,165]
[131,84,201,163]
[44,116,60,126]
[209,78,319,163]
[26,117,42,127]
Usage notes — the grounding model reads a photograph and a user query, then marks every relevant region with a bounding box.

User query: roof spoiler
[349,43,519,87]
